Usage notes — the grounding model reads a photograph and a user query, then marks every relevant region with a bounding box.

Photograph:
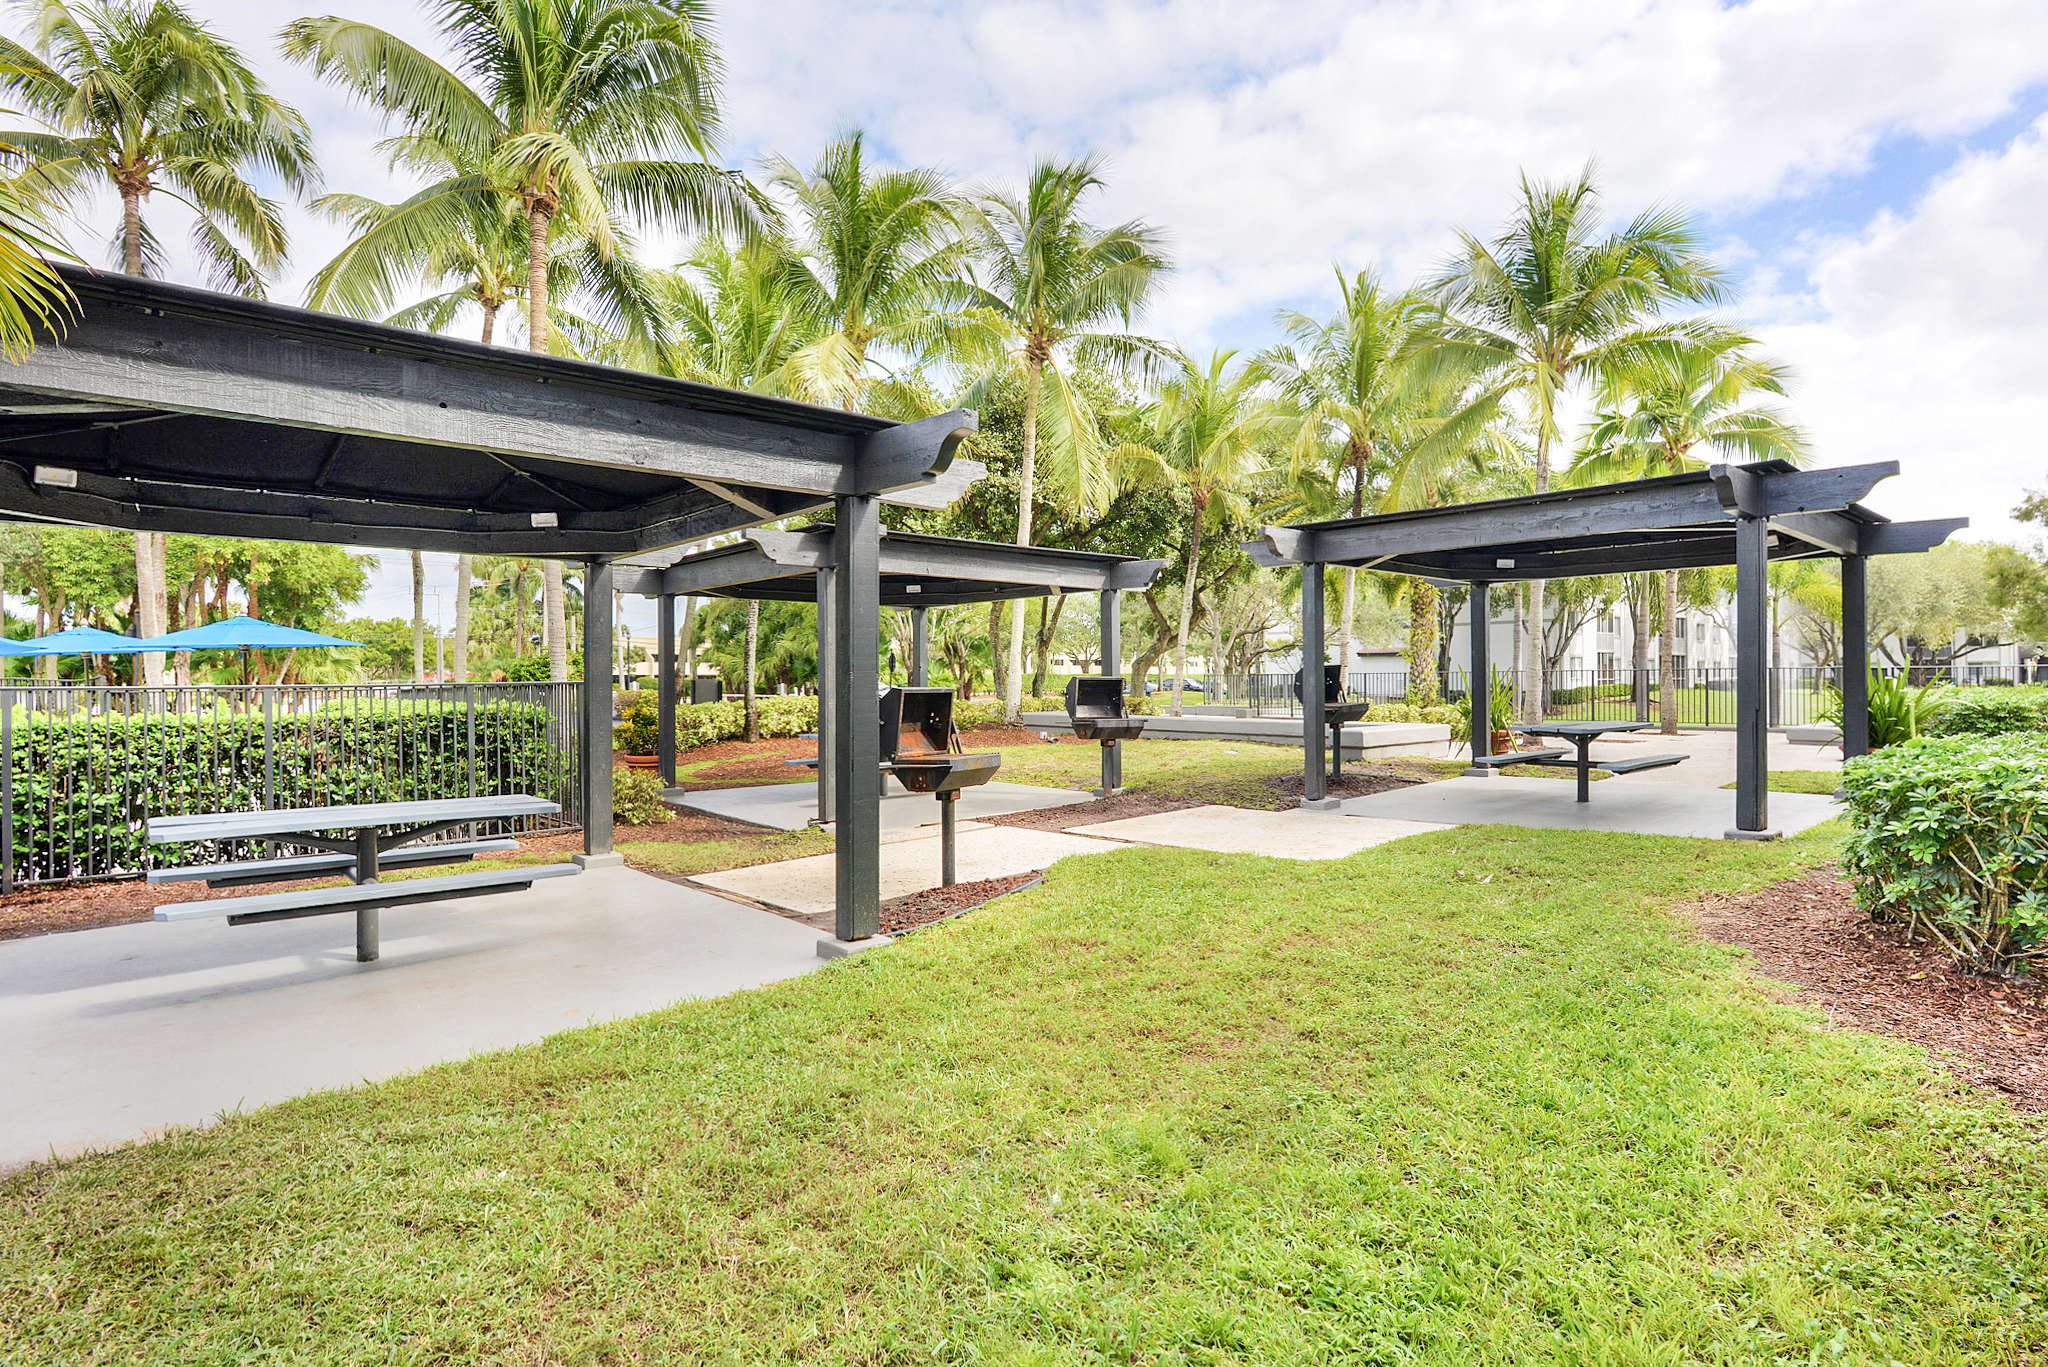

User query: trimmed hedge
[1923,687,2048,738]
[674,695,1068,749]
[1364,701,1461,729]
[1840,734,2048,972]
[7,700,572,883]
[1548,682,1635,706]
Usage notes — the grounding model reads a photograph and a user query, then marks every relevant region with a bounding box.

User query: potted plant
[614,696,662,769]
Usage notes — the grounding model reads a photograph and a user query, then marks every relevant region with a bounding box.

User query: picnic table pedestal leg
[353,827,380,962]
[939,790,959,888]
[1575,738,1594,803]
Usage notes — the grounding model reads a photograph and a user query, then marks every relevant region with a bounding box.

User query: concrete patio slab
[672,779,1093,833]
[1022,712,1452,759]
[1069,805,1449,860]
[693,826,1117,915]
[1341,775,1840,838]
[0,865,822,1171]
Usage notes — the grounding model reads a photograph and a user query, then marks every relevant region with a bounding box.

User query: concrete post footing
[818,934,894,960]
[1461,766,1502,779]
[574,851,627,869]
[1299,797,1342,812]
[1722,828,1783,842]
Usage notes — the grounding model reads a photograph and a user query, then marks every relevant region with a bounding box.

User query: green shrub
[614,696,660,756]
[6,700,572,883]
[1822,670,1950,749]
[1840,733,2048,973]
[1548,682,1634,705]
[1924,687,2048,738]
[611,768,674,825]
[674,695,820,747]
[1365,701,1461,729]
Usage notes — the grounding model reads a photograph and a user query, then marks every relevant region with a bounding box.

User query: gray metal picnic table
[146,795,576,962]
[1509,720,1685,803]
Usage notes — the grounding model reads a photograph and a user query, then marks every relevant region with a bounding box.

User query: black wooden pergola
[623,526,1166,930]
[0,267,983,935]
[1247,461,1966,836]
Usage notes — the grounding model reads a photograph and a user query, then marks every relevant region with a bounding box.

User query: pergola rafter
[1246,461,1967,837]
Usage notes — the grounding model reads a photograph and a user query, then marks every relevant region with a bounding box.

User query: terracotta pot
[1490,729,1515,753]
[621,753,661,770]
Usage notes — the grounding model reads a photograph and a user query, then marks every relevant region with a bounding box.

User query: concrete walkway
[1463,728,1843,789]
[1342,776,1840,838]
[673,779,1092,833]
[694,825,1118,915]
[0,865,822,1171]
[1071,805,1449,859]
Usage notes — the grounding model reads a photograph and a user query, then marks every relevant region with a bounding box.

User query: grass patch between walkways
[3,824,2042,1364]
[991,737,1463,808]
[1724,768,1846,794]
[619,827,833,878]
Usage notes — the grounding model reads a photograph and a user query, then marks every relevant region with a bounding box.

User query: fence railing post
[467,683,477,799]
[2,687,13,894]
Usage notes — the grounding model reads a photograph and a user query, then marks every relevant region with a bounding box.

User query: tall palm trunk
[410,550,425,683]
[480,299,498,345]
[1406,580,1440,705]
[1338,455,1365,698]
[1632,574,1651,723]
[1522,419,1552,721]
[680,594,698,685]
[742,598,759,742]
[452,554,472,681]
[1004,353,1043,721]
[525,199,570,684]
[1170,497,1206,716]
[1659,568,1679,735]
[118,188,168,686]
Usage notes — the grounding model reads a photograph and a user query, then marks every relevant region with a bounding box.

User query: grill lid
[879,686,956,762]
[1064,675,1128,720]
[1293,663,1345,704]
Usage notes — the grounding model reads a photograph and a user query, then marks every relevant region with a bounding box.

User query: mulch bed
[980,790,1201,831]
[671,725,1085,791]
[878,870,1041,935]
[1690,866,2048,1111]
[1266,763,1440,802]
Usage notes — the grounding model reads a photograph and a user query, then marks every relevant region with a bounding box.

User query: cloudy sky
[67,0,2048,629]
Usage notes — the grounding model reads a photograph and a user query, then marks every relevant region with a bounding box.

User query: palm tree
[1426,165,1726,716]
[2,0,316,686]
[766,131,960,411]
[1257,269,1492,700]
[409,548,425,683]
[1568,327,1806,732]
[0,166,73,357]
[657,236,824,391]
[283,0,762,681]
[954,155,1172,719]
[1116,352,1286,716]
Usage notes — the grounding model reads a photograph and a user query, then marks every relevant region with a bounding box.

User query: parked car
[1145,678,1206,695]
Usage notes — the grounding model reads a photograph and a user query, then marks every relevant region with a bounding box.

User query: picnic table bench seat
[155,863,581,927]
[1468,748,1570,768]
[1591,753,1688,775]
[146,838,522,889]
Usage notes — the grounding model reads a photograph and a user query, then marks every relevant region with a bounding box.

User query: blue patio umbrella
[143,615,357,685]
[17,626,152,654]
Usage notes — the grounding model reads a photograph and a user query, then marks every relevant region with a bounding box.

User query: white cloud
[1754,115,2048,541]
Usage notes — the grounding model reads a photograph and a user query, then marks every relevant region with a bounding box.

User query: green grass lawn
[991,738,1464,808]
[5,824,2043,1364]
[1566,686,1833,728]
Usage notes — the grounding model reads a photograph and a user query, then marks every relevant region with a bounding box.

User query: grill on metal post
[1294,664,1371,782]
[1062,676,1146,795]
[877,686,1001,887]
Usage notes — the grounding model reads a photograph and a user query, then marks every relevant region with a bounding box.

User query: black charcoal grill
[1294,664,1371,780]
[1064,675,1146,795]
[878,687,1001,885]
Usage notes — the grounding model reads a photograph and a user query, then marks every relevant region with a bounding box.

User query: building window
[1695,621,1706,642]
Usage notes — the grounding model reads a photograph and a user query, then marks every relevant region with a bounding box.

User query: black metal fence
[1,681,582,890]
[1164,663,2040,725]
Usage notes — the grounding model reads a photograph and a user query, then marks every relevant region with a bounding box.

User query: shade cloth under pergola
[0,266,988,941]
[1246,460,1967,837]
[622,526,1168,821]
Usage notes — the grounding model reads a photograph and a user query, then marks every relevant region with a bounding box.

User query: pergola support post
[831,494,883,940]
[816,564,837,826]
[578,559,623,866]
[657,593,677,788]
[1727,516,1777,840]
[909,606,929,687]
[1301,564,1335,810]
[1840,554,1869,759]
[1463,582,1496,777]
[1098,589,1122,796]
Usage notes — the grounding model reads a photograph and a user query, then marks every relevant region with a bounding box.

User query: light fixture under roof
[1496,557,1515,568]
[33,465,78,488]
[530,511,558,528]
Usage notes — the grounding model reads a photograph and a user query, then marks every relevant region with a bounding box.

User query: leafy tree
[1868,542,2011,671]
[2,0,318,685]
[1426,164,1727,715]
[766,130,960,412]
[1566,326,1805,730]
[284,0,761,682]
[953,156,1172,719]
[1114,351,1286,714]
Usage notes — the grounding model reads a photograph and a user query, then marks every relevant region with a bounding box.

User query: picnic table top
[1512,720,1655,740]
[146,795,559,844]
